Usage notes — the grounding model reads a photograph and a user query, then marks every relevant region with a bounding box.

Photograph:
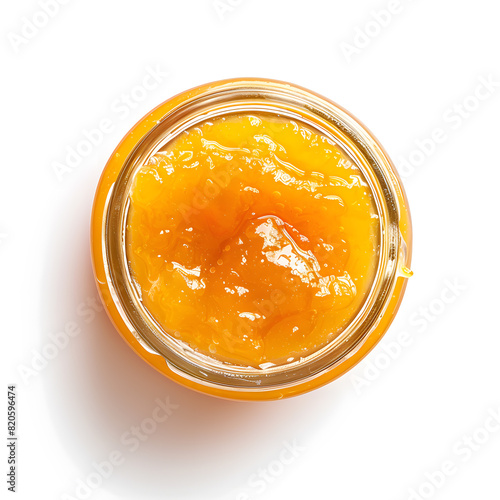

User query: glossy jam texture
[126,114,379,368]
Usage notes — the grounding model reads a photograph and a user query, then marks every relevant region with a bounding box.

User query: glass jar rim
[97,78,411,394]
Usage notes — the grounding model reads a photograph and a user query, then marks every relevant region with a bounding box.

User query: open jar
[91,78,412,400]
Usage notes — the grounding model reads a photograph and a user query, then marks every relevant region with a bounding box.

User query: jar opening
[101,80,407,392]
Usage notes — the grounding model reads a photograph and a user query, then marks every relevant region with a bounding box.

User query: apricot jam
[91,78,412,400]
[126,114,379,368]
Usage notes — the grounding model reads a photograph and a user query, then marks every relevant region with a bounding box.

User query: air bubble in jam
[126,113,380,368]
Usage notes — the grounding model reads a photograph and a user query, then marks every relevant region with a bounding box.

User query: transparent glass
[91,78,412,400]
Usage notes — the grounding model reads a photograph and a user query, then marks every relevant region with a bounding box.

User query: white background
[2,1,500,499]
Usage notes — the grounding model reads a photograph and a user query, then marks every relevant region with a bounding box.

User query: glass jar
[91,78,412,400]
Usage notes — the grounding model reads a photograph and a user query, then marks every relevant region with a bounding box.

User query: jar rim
[96,78,411,395]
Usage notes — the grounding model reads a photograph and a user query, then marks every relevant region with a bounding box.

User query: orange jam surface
[126,114,379,368]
